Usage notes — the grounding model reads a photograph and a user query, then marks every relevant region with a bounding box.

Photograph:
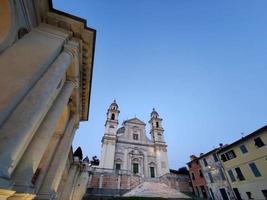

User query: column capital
[63,41,79,60]
[67,77,79,88]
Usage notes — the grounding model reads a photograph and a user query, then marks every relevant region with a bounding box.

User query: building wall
[188,158,210,199]
[218,130,267,200]
[85,167,192,198]
[199,153,235,200]
[0,0,95,199]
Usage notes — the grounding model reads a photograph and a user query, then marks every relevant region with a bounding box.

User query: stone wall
[159,173,193,193]
[84,167,193,199]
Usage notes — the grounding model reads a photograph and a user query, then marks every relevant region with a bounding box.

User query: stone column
[0,49,73,182]
[11,81,75,192]
[59,163,79,200]
[71,170,89,200]
[38,115,76,195]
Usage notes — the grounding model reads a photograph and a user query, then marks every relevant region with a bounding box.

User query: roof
[198,148,220,160]
[124,117,146,125]
[218,125,267,153]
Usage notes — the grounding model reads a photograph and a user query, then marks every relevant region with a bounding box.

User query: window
[261,190,267,199]
[208,172,214,183]
[210,188,215,200]
[235,167,245,181]
[203,158,208,166]
[254,137,265,148]
[249,163,261,177]
[221,154,227,162]
[213,153,218,162]
[228,170,236,182]
[133,163,138,174]
[156,122,159,128]
[111,113,115,120]
[150,167,155,178]
[133,133,138,140]
[199,170,203,177]
[195,186,200,197]
[233,188,242,200]
[116,163,121,170]
[240,144,248,154]
[227,150,236,160]
[246,192,253,199]
[191,172,195,180]
[221,150,236,162]
[219,168,226,180]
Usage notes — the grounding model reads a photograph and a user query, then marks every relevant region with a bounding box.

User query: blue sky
[53,0,267,169]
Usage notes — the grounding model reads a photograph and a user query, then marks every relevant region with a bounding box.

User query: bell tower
[100,100,120,169]
[149,108,165,143]
[149,108,169,176]
[104,100,119,135]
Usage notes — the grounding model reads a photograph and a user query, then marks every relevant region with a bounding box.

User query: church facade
[100,101,170,178]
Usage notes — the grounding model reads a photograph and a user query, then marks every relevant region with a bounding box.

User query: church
[84,101,192,199]
[99,100,170,178]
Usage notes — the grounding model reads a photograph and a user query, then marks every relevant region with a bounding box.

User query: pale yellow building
[218,125,267,200]
[0,0,96,199]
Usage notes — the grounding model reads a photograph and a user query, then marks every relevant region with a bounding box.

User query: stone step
[123,181,191,199]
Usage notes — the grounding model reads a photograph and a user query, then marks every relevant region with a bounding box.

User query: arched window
[156,122,159,128]
[111,113,115,120]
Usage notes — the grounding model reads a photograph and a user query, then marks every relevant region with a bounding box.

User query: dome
[117,127,125,134]
[151,108,159,118]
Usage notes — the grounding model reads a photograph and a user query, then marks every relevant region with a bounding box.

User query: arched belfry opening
[111,113,115,120]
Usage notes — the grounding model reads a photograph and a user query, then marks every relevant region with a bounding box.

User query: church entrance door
[150,167,155,178]
[133,163,139,174]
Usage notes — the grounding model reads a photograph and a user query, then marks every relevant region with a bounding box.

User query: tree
[177,167,189,175]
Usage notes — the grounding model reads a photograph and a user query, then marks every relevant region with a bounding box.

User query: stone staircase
[123,180,191,199]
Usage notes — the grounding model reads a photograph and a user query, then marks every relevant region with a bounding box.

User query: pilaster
[59,162,79,200]
[70,170,89,200]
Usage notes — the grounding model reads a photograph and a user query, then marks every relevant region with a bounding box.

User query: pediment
[125,117,146,125]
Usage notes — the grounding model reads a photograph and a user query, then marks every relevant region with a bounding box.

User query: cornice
[36,0,96,121]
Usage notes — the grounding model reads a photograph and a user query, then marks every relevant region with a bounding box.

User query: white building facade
[100,101,169,178]
[199,150,235,200]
